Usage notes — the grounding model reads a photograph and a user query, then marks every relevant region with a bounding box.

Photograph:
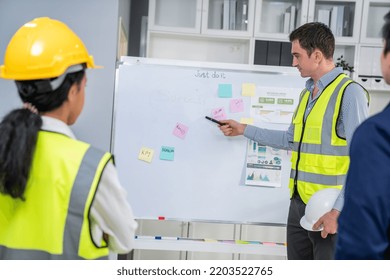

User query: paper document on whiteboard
[250,87,301,124]
[245,139,290,187]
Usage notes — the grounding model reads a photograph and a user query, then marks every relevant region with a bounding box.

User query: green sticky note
[218,84,232,98]
[235,240,250,244]
[160,146,175,161]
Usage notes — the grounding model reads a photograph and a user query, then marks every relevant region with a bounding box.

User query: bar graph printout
[245,140,289,187]
[250,87,301,124]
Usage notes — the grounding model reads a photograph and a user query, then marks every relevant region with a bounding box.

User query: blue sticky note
[218,84,232,98]
[160,146,175,161]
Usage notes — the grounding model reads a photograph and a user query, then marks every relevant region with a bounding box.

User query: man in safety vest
[217,22,369,259]
[0,17,137,259]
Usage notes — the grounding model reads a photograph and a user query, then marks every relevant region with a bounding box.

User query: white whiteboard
[112,57,305,224]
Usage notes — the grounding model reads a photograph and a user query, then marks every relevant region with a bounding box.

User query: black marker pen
[205,116,225,125]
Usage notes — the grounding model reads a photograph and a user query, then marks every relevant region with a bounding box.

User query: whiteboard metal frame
[112,56,304,225]
[119,56,300,75]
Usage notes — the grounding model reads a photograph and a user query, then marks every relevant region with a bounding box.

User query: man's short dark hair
[289,22,335,59]
[382,11,390,55]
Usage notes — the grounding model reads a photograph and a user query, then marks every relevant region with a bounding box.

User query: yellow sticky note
[204,238,218,243]
[138,147,154,163]
[242,83,256,96]
[240,117,254,125]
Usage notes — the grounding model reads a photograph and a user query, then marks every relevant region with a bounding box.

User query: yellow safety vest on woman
[289,74,356,204]
[0,131,112,259]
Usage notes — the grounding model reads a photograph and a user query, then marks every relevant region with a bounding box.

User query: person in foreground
[335,11,390,260]
[0,17,137,259]
[219,22,369,259]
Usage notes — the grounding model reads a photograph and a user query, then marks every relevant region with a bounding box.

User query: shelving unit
[202,0,255,36]
[148,0,202,33]
[308,0,362,43]
[357,0,390,91]
[146,0,390,91]
[147,0,255,64]
[254,0,306,39]
[361,0,390,45]
[147,32,252,64]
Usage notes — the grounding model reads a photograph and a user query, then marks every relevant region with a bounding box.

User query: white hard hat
[300,188,341,231]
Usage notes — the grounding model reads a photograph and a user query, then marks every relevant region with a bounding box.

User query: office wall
[0,0,131,151]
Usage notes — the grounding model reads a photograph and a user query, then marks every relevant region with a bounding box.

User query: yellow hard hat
[0,17,100,80]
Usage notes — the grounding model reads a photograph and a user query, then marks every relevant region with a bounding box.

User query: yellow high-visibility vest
[0,131,112,259]
[289,74,357,204]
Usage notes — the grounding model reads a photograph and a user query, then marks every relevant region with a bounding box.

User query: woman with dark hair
[0,17,137,259]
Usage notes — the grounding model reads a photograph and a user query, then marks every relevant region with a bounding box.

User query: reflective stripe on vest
[0,132,111,259]
[289,74,352,204]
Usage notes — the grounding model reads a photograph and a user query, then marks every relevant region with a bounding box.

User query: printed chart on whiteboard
[250,87,300,124]
[245,140,289,187]
[245,86,300,187]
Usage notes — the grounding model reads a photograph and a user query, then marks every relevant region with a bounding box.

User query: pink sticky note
[211,107,227,120]
[230,98,244,113]
[173,123,189,139]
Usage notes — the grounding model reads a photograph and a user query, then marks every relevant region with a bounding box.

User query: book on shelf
[280,42,293,66]
[235,0,248,31]
[342,5,352,36]
[254,40,268,65]
[286,5,296,33]
[267,41,281,66]
[330,6,338,35]
[222,0,248,31]
[317,9,330,27]
[330,5,345,37]
[209,0,223,29]
[281,12,291,33]
[296,6,302,28]
[335,5,344,36]
[229,0,236,30]
[223,0,230,30]
[254,40,292,66]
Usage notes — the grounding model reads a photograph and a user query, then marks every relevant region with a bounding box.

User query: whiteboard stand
[113,56,306,224]
[113,57,305,259]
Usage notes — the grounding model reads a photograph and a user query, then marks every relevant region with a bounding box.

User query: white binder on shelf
[229,0,236,30]
[282,12,291,33]
[330,6,338,35]
[223,0,230,30]
[286,5,296,32]
[317,9,330,27]
[330,6,344,36]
